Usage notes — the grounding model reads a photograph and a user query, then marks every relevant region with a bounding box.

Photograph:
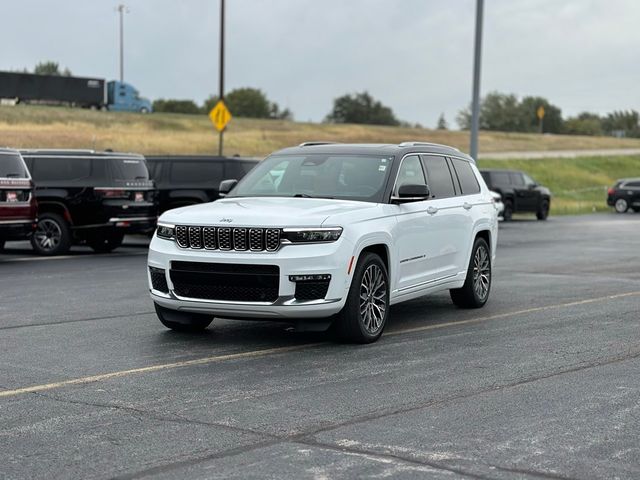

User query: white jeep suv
[147,142,498,343]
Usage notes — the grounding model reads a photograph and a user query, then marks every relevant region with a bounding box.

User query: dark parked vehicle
[145,155,258,214]
[0,148,37,251]
[20,149,157,255]
[607,178,640,213]
[480,169,551,221]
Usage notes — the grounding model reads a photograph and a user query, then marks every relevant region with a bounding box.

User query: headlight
[282,227,342,243]
[156,223,175,240]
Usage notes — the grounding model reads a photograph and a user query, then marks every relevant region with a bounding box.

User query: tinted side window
[31,157,91,182]
[510,172,525,186]
[626,181,640,188]
[491,172,510,185]
[451,158,480,195]
[170,161,223,184]
[423,155,456,198]
[395,155,426,194]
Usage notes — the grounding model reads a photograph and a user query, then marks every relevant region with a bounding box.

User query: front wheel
[154,303,213,333]
[333,252,389,344]
[450,237,492,309]
[503,199,513,221]
[31,213,72,255]
[536,199,550,220]
[615,198,629,213]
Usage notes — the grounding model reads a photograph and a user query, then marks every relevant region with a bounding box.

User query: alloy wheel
[615,198,628,213]
[359,264,387,334]
[34,219,62,251]
[473,245,491,300]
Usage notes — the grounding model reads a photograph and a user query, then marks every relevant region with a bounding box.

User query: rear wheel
[536,199,550,220]
[614,198,628,213]
[154,303,213,333]
[88,232,125,253]
[450,237,492,309]
[503,199,513,221]
[31,213,72,255]
[333,252,389,344]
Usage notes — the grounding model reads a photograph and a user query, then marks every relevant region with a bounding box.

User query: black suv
[607,178,640,213]
[145,155,258,214]
[21,149,157,255]
[480,169,551,221]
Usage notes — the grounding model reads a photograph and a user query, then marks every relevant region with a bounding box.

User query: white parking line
[0,290,638,399]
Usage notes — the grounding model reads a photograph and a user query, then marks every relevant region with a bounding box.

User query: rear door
[625,181,640,209]
[420,155,466,279]
[447,157,479,273]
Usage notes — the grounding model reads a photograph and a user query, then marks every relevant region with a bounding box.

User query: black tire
[503,199,513,221]
[31,213,72,256]
[333,252,390,344]
[154,303,213,333]
[88,232,125,253]
[536,199,550,220]
[450,237,492,309]
[0,240,5,252]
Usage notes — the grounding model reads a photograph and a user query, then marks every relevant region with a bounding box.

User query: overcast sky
[2,0,639,127]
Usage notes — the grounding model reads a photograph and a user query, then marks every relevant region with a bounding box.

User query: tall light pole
[117,4,129,83]
[218,0,225,156]
[470,0,484,160]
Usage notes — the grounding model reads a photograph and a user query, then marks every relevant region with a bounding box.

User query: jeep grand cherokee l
[148,142,498,343]
[0,148,37,251]
[21,149,157,255]
[480,169,551,221]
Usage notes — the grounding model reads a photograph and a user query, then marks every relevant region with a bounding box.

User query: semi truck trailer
[0,71,152,113]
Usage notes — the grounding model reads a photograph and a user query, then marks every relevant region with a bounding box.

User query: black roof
[145,155,259,163]
[273,142,475,163]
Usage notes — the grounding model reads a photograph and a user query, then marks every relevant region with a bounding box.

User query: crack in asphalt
[0,311,155,331]
[36,348,639,480]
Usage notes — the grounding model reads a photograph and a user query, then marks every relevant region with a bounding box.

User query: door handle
[463,202,472,210]
[427,206,438,215]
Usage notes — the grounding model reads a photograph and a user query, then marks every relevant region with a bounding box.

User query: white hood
[159,196,379,227]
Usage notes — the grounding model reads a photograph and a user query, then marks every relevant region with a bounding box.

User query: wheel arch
[36,201,73,225]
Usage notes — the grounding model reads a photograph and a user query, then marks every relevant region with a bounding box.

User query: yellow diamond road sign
[209,100,232,132]
[537,105,545,120]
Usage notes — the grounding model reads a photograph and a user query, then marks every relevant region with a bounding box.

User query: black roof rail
[298,141,341,147]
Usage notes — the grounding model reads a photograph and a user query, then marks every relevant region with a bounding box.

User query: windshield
[229,154,394,203]
[0,153,29,178]
[108,157,149,181]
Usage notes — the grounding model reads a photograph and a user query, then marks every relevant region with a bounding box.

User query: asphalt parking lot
[1,213,639,480]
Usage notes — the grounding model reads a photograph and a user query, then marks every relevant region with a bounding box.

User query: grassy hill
[3,105,640,156]
[1,105,638,215]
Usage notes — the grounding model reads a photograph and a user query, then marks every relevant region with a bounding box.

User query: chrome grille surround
[173,226,282,252]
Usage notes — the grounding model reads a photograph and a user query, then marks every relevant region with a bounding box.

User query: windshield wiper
[5,173,22,178]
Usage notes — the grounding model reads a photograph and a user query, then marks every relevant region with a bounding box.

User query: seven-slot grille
[175,226,281,252]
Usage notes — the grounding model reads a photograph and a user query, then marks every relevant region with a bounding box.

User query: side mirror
[218,179,238,197]
[528,183,537,189]
[392,184,430,203]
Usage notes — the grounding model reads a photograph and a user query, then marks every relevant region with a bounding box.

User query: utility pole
[469,0,484,161]
[218,0,225,156]
[117,4,129,83]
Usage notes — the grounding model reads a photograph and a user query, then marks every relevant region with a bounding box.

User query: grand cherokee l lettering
[148,142,498,343]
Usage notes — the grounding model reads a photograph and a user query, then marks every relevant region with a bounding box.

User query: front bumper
[147,234,355,320]
[0,219,35,240]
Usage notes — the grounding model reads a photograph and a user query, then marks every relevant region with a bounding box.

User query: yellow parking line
[1,290,638,399]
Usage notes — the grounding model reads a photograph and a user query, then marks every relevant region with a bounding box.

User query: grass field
[4,105,640,156]
[1,105,638,215]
